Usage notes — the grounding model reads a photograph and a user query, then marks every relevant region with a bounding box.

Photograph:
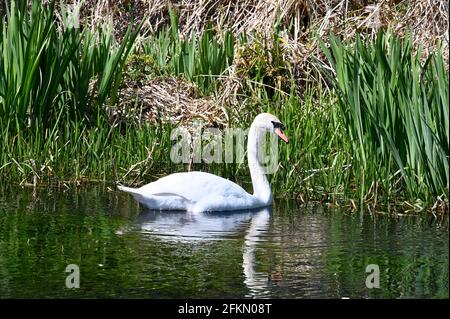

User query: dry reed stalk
[111,76,227,127]
[51,0,449,124]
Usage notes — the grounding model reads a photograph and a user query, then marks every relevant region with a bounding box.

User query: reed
[0,0,140,135]
[140,15,234,95]
[321,30,449,206]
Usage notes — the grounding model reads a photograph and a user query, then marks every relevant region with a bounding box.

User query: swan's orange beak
[275,128,289,143]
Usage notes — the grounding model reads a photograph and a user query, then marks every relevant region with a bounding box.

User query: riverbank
[0,1,448,213]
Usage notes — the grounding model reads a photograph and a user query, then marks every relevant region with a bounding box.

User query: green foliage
[321,31,449,203]
[0,0,140,134]
[141,23,234,94]
[236,30,291,98]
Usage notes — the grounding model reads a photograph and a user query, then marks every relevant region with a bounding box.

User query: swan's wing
[118,185,194,210]
[120,171,259,212]
[151,192,192,202]
[137,171,250,202]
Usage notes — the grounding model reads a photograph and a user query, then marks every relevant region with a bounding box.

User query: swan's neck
[247,124,272,204]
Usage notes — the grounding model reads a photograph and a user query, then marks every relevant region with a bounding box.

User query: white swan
[118,113,288,212]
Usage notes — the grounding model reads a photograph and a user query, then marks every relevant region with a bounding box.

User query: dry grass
[65,0,447,61]
[7,1,447,62]
[13,0,447,124]
[110,76,227,127]
[389,0,449,62]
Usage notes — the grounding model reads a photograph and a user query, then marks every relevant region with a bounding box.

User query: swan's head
[253,113,289,143]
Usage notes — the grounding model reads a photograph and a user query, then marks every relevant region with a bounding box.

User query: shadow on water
[0,184,448,298]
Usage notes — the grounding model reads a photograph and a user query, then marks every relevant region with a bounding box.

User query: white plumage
[118,113,288,212]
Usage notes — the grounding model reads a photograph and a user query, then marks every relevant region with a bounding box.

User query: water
[0,184,448,298]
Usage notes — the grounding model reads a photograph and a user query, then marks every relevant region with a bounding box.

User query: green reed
[140,11,234,95]
[0,0,140,135]
[321,31,449,205]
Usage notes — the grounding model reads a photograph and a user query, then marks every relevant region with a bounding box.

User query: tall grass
[0,0,144,183]
[322,31,449,204]
[140,10,234,94]
[0,0,140,134]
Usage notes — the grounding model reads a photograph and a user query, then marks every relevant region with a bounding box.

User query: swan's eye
[271,121,285,131]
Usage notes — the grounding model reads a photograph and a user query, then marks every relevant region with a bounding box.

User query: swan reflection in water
[131,207,272,297]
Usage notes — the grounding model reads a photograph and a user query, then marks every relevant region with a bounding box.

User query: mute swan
[118,113,288,212]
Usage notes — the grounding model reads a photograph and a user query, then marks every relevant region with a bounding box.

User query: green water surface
[0,185,447,298]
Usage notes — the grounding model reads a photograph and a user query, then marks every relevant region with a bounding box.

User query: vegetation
[322,32,449,208]
[0,0,448,213]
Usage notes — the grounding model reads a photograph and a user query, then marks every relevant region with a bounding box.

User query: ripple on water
[0,185,447,298]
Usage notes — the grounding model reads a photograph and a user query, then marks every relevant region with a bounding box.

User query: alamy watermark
[170,121,280,174]
[365,264,380,289]
[65,264,80,289]
[61,1,82,29]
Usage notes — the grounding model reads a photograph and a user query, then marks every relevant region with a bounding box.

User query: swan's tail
[117,185,145,201]
[117,185,191,210]
[117,185,138,194]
